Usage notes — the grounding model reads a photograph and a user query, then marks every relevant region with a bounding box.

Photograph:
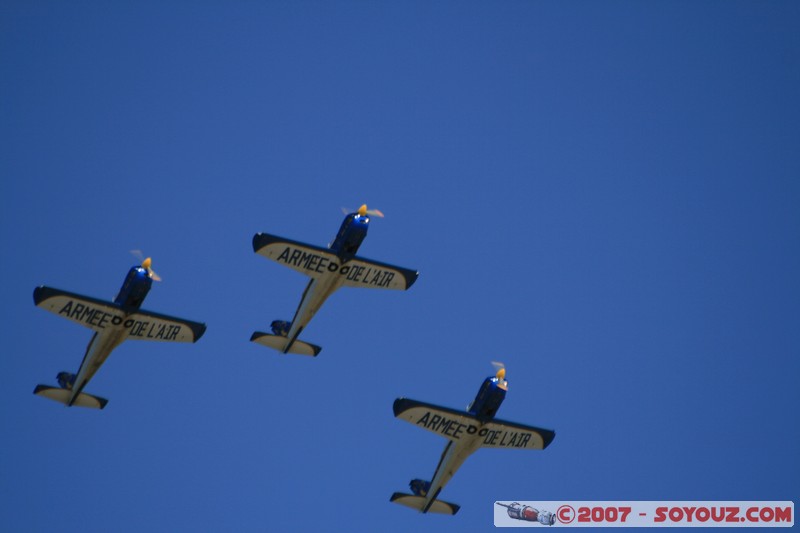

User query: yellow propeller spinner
[131,250,162,281]
[493,361,508,391]
[353,204,384,218]
[139,256,161,281]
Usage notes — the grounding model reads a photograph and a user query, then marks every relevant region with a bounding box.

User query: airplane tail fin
[33,385,108,409]
[250,332,322,357]
[389,492,460,515]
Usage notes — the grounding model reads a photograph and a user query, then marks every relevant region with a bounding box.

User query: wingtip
[252,232,265,252]
[542,429,556,449]
[192,323,208,342]
[392,397,412,417]
[33,285,49,305]
[405,271,420,290]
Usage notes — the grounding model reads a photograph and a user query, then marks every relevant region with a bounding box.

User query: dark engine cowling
[467,376,507,421]
[114,266,152,309]
[271,320,291,336]
[409,479,431,497]
[57,372,77,390]
[330,213,369,257]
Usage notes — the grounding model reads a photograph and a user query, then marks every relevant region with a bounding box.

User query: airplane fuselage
[418,377,507,512]
[66,266,152,405]
[278,212,370,352]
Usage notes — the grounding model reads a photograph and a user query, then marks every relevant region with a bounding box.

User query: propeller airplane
[251,205,418,356]
[390,363,556,515]
[32,255,206,409]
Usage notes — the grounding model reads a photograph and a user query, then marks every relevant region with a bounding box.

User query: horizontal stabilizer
[33,385,108,409]
[250,332,321,357]
[390,493,460,515]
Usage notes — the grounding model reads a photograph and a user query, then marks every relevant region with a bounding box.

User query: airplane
[32,256,206,409]
[250,205,418,356]
[390,363,556,515]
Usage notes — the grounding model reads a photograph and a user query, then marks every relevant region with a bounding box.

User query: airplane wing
[340,256,418,290]
[393,398,555,450]
[124,309,206,343]
[478,418,556,450]
[253,233,341,280]
[34,286,128,333]
[253,233,418,289]
[34,286,206,343]
[394,398,487,442]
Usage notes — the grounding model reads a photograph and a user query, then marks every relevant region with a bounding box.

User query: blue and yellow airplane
[391,363,556,515]
[251,205,418,356]
[33,256,206,409]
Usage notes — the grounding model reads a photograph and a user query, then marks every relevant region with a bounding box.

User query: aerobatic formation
[31,205,555,514]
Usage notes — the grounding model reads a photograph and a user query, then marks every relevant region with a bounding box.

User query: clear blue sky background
[2,2,798,532]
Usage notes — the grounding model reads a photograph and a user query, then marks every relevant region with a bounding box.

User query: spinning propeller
[341,204,385,218]
[130,250,162,281]
[492,361,508,390]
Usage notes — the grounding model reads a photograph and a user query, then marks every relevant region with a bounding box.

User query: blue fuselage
[468,377,507,422]
[329,213,370,258]
[65,266,152,403]
[272,212,371,350]
[413,376,509,512]
[113,267,152,309]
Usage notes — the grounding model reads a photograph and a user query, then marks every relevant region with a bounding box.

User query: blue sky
[2,2,798,532]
